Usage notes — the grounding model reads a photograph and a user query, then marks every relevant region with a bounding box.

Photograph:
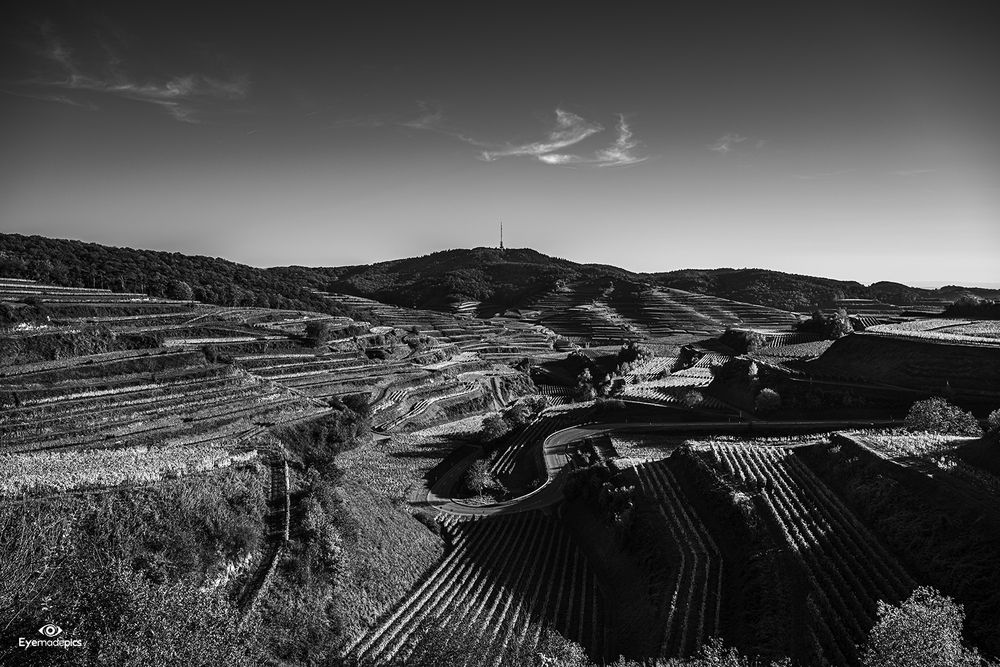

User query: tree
[826,308,853,338]
[861,586,982,667]
[682,390,704,409]
[480,413,510,442]
[463,459,491,495]
[168,279,194,301]
[755,388,781,414]
[720,328,766,353]
[574,368,596,401]
[905,397,982,436]
[796,309,853,340]
[304,321,332,347]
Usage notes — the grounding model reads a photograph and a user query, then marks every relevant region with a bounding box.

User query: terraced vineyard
[3,247,997,666]
[705,443,915,664]
[630,459,722,659]
[319,291,557,355]
[345,510,607,665]
[524,278,798,344]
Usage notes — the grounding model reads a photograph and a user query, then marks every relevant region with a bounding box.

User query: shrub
[904,397,982,436]
[168,279,195,301]
[463,459,490,495]
[617,341,652,365]
[462,459,504,496]
[720,328,766,353]
[682,390,704,409]
[202,344,221,363]
[754,388,782,414]
[861,586,981,667]
[304,321,332,347]
[711,357,759,383]
[479,413,510,442]
[79,560,261,667]
[795,308,853,339]
[574,368,596,401]
[986,408,1000,437]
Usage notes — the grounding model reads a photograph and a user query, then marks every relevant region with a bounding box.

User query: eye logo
[38,624,63,638]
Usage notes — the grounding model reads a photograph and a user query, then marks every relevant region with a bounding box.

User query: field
[704,443,914,664]
[524,277,797,344]
[346,510,608,665]
[2,267,999,666]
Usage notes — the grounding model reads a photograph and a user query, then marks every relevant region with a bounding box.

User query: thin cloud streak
[18,26,249,123]
[535,116,647,167]
[890,168,937,176]
[594,115,647,167]
[793,168,856,180]
[328,105,646,167]
[478,110,646,167]
[708,132,747,154]
[399,101,445,131]
[480,109,603,161]
[0,88,99,110]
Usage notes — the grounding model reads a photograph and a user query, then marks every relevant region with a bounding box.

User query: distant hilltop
[2,234,997,316]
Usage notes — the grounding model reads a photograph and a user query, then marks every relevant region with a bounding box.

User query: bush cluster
[795,308,853,339]
[904,397,982,436]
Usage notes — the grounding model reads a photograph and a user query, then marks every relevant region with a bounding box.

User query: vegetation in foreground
[0,465,268,666]
[392,586,985,667]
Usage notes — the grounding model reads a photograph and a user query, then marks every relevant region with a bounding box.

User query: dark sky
[2,2,998,284]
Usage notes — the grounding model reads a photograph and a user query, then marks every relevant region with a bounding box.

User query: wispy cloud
[326,113,393,128]
[57,73,249,123]
[594,116,647,167]
[708,132,748,154]
[329,101,461,136]
[476,110,645,167]
[889,168,937,176]
[400,100,445,131]
[793,168,856,180]
[14,25,249,123]
[480,109,603,161]
[527,115,647,167]
[0,88,98,110]
[326,105,646,168]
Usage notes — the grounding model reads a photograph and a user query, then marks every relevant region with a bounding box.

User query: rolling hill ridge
[2,234,995,318]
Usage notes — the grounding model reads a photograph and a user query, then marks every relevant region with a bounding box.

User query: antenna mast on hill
[499,218,504,250]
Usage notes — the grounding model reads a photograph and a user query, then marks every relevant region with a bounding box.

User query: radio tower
[499,218,504,250]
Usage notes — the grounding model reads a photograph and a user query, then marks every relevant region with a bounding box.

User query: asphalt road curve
[425,417,901,517]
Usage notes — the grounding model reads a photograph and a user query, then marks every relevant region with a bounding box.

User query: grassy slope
[259,412,446,663]
[331,480,443,640]
[0,464,268,665]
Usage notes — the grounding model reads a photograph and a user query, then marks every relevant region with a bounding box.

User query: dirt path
[237,451,289,624]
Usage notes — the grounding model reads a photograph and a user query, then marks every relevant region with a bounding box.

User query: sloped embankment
[802,332,1000,398]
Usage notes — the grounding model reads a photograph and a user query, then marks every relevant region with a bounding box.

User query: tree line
[0,234,347,316]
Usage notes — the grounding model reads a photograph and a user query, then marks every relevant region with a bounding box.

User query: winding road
[424,415,902,517]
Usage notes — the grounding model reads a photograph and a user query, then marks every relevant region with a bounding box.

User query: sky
[1,1,998,286]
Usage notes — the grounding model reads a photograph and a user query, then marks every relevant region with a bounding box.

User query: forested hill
[0,233,344,315]
[651,268,999,312]
[2,233,993,315]
[270,247,634,311]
